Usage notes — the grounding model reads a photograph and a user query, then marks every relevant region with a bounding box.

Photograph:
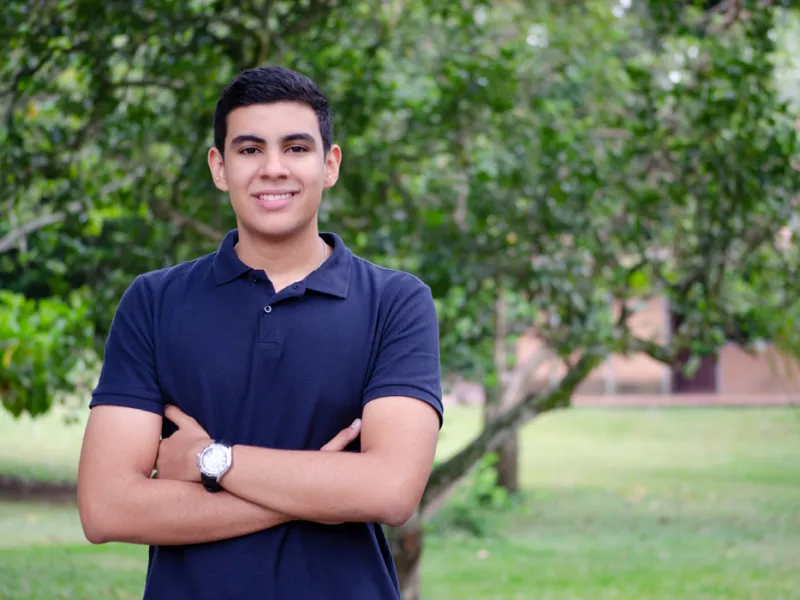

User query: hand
[155,405,212,483]
[320,418,362,451]
[315,418,362,525]
[154,409,362,483]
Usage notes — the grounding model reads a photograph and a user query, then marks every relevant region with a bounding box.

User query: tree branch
[0,166,147,254]
[256,2,273,65]
[421,295,640,512]
[0,45,57,98]
[0,203,83,254]
[152,205,225,243]
[282,1,336,38]
[625,335,679,365]
[421,348,604,509]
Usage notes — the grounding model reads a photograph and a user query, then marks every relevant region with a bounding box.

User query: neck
[235,224,328,285]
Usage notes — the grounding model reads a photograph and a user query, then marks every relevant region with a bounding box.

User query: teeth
[258,193,293,201]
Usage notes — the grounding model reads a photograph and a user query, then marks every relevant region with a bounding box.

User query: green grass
[424,406,800,599]
[0,543,147,600]
[1,405,799,599]
[0,407,87,483]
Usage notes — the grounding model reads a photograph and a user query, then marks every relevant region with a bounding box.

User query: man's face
[207,101,341,240]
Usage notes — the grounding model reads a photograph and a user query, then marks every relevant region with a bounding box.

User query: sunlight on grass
[0,543,147,600]
[0,407,87,483]
[423,405,800,599]
[0,501,87,548]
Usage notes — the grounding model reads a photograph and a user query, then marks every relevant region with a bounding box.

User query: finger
[320,419,361,452]
[320,423,360,452]
[164,405,199,429]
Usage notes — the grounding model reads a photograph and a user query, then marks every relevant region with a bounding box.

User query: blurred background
[2,1,800,599]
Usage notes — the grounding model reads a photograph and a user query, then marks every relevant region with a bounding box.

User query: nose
[258,150,289,179]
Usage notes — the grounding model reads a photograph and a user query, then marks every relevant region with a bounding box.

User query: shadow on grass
[0,476,76,503]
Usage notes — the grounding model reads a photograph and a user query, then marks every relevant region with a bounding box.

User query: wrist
[190,439,211,481]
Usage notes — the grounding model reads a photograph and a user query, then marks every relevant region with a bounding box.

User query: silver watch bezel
[196,442,232,481]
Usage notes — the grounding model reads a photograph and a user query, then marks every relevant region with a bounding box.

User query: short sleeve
[90,275,164,415]
[362,274,443,428]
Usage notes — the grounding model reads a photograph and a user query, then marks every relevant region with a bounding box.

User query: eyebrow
[230,134,266,146]
[282,133,316,145]
[230,133,316,147]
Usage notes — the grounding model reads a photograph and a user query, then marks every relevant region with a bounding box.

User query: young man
[77,66,443,600]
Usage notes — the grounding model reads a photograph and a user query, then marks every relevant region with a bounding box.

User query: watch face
[201,446,229,475]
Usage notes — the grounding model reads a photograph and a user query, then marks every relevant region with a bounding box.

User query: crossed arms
[76,273,442,547]
[77,396,439,546]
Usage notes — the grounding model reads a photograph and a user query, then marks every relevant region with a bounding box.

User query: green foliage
[629,5,800,356]
[0,290,95,417]
[1,0,799,425]
[427,453,518,537]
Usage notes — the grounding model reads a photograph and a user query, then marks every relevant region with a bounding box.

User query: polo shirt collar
[212,230,250,285]
[307,232,351,298]
[212,229,351,298]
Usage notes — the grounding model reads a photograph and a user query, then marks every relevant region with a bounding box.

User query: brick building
[444,295,800,406]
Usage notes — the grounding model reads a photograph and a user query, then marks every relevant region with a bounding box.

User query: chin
[242,218,313,241]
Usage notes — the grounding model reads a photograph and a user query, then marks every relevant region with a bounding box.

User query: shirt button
[251,277,258,284]
[263,305,272,314]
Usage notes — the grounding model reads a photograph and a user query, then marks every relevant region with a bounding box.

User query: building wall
[718,343,800,394]
[515,295,800,396]
[443,295,800,406]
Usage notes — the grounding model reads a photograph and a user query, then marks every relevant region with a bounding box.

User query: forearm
[81,476,293,546]
[221,446,409,526]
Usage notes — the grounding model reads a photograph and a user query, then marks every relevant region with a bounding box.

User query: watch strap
[201,472,223,493]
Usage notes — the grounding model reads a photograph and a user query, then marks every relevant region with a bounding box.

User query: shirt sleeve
[362,274,443,428]
[90,275,164,415]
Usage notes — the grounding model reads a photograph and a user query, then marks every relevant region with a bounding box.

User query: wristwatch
[197,440,233,492]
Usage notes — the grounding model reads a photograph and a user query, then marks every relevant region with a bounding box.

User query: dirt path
[0,475,76,503]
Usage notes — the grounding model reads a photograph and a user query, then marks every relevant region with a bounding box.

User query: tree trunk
[422,348,603,507]
[669,308,717,392]
[389,510,423,600]
[495,434,519,491]
[391,349,603,596]
[487,289,519,492]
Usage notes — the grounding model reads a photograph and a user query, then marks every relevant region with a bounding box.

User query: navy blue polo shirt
[90,229,443,600]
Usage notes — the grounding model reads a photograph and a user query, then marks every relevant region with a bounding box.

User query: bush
[426,453,519,538]
[0,290,96,417]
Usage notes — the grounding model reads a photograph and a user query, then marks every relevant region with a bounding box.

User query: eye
[240,147,260,155]
[286,145,309,153]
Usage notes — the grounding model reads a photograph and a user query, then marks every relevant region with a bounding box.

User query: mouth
[252,191,299,209]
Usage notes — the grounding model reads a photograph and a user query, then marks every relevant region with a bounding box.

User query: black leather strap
[201,472,223,493]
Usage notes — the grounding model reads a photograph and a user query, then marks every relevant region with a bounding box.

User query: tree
[388,2,800,596]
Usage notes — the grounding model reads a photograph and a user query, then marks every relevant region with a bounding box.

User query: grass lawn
[0,407,87,483]
[1,405,799,599]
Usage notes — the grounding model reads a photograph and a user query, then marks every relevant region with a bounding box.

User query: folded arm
[160,274,443,527]
[77,405,358,545]
[82,271,443,539]
[219,395,440,527]
[77,405,293,545]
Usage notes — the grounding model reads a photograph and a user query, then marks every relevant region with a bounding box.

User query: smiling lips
[253,190,298,210]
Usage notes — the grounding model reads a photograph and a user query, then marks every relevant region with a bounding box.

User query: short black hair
[213,66,333,155]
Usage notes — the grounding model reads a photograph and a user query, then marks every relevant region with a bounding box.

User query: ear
[207,146,229,192]
[323,144,342,190]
